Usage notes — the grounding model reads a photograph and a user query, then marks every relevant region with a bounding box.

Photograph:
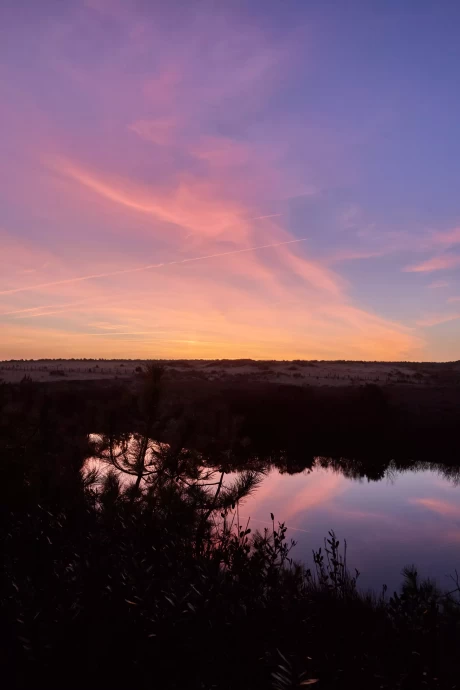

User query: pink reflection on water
[244,467,346,526]
[238,463,460,593]
[409,497,460,519]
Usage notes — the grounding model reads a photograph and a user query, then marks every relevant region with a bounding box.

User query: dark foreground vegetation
[2,368,460,689]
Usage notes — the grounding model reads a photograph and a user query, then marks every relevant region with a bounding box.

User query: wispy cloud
[430,226,460,248]
[15,307,83,319]
[404,254,460,273]
[1,301,82,316]
[328,248,385,263]
[86,322,131,330]
[415,312,460,327]
[427,280,449,289]
[128,118,177,146]
[50,159,236,233]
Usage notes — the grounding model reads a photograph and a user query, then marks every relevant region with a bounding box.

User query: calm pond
[87,438,460,594]
[239,461,460,593]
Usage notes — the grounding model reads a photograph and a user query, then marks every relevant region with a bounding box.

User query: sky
[1,0,460,361]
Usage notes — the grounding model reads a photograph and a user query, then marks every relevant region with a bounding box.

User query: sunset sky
[2,0,460,361]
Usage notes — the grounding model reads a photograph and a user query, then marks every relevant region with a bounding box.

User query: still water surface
[237,462,460,593]
[87,438,460,593]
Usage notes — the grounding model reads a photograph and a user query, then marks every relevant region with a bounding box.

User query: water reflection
[240,461,460,593]
[85,436,460,594]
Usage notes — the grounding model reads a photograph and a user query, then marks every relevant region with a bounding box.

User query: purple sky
[1,0,460,360]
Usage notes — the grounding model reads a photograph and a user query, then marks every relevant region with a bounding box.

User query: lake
[86,436,460,594]
[238,460,460,594]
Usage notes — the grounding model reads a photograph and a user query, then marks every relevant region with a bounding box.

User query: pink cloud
[404,254,460,273]
[128,118,178,146]
[50,157,250,240]
[274,243,344,296]
[327,248,386,263]
[427,280,449,288]
[142,67,183,109]
[415,312,460,327]
[430,226,460,248]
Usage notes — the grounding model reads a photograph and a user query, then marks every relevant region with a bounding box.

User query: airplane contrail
[250,213,282,220]
[1,301,84,316]
[16,307,81,319]
[0,237,307,297]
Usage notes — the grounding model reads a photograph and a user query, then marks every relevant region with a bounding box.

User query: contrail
[1,301,83,316]
[0,237,307,296]
[250,213,282,220]
[16,307,81,319]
